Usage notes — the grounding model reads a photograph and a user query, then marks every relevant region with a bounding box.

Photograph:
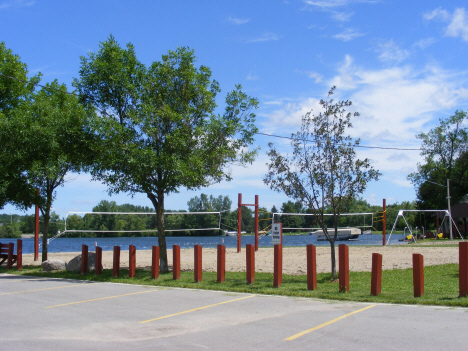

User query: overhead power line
[1,72,421,152]
[256,132,421,151]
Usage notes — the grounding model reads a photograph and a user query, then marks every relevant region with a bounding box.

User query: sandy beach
[22,242,461,274]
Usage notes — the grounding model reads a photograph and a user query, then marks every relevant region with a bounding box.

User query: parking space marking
[284,304,376,341]
[0,282,101,296]
[45,289,159,308]
[140,294,256,324]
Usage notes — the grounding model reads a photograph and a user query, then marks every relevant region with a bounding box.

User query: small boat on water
[310,227,361,241]
[224,231,246,237]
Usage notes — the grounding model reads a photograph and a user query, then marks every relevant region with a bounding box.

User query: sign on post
[272,223,282,245]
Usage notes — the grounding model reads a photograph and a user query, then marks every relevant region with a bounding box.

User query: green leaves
[409,110,468,209]
[74,37,259,270]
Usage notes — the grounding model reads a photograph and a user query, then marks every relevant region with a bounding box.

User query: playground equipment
[387,209,465,245]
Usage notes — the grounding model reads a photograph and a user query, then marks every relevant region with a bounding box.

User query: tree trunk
[330,239,336,279]
[41,210,50,262]
[148,191,168,273]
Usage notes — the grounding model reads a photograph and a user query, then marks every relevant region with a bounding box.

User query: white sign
[271,223,282,245]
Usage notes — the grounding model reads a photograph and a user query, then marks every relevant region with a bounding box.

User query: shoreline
[22,245,460,274]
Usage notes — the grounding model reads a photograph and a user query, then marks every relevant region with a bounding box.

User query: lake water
[3,233,407,254]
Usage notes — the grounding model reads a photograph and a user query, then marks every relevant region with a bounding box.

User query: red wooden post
[95,247,102,275]
[246,244,255,284]
[217,244,225,283]
[413,253,424,297]
[151,246,160,280]
[273,244,282,287]
[307,244,317,290]
[371,253,382,296]
[238,193,242,253]
[194,245,203,282]
[339,244,349,292]
[129,245,136,278]
[255,195,259,251]
[113,246,120,278]
[7,242,14,269]
[34,188,39,261]
[382,199,386,246]
[173,245,181,280]
[81,244,88,274]
[16,239,22,270]
[459,242,468,297]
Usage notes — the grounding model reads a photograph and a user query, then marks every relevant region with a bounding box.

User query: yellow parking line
[140,295,256,324]
[0,283,100,296]
[45,289,158,308]
[285,304,376,341]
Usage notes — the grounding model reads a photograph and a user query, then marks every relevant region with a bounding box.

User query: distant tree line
[2,194,424,239]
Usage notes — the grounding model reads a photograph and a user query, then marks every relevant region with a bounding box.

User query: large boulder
[41,259,66,272]
[66,252,101,273]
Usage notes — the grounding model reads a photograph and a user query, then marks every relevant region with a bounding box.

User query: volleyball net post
[237,193,260,253]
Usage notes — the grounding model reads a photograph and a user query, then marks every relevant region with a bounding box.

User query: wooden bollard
[194,245,202,282]
[129,245,136,278]
[307,244,317,290]
[459,242,468,297]
[151,246,160,279]
[412,253,424,297]
[173,245,181,280]
[370,253,382,296]
[273,244,282,287]
[339,244,349,292]
[95,247,102,275]
[16,239,22,270]
[113,246,120,278]
[246,244,255,284]
[217,244,225,283]
[81,244,88,274]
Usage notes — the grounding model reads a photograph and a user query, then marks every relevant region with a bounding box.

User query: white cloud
[445,8,468,41]
[0,0,34,9]
[263,56,468,188]
[332,11,354,21]
[303,0,378,9]
[295,69,323,83]
[376,40,410,64]
[425,7,468,42]
[306,71,323,83]
[333,28,364,41]
[247,32,282,43]
[227,17,250,25]
[423,7,450,21]
[413,38,436,49]
[246,72,260,81]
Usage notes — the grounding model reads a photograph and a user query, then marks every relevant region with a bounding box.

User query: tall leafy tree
[264,87,380,278]
[0,42,41,209]
[73,36,258,271]
[25,81,92,260]
[408,111,468,210]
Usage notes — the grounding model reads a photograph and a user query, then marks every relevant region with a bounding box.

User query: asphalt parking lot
[0,273,467,350]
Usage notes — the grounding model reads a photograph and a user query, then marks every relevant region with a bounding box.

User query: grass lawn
[1,264,467,307]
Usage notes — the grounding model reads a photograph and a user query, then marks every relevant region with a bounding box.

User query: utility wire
[1,72,421,152]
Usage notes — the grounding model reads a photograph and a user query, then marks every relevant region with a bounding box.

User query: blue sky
[2,0,468,217]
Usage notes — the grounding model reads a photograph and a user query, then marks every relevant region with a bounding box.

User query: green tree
[264,87,380,278]
[73,37,258,271]
[0,42,41,209]
[409,111,468,210]
[25,81,92,260]
[280,201,305,232]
